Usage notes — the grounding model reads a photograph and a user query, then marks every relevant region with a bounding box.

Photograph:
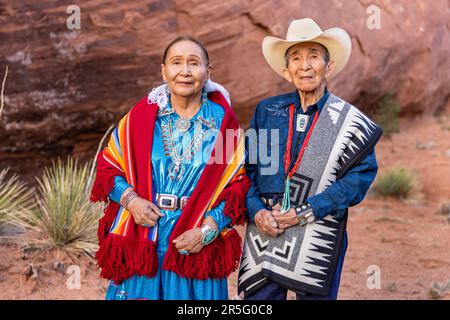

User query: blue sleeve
[245,102,270,222]
[204,201,232,231]
[307,149,379,220]
[108,176,133,204]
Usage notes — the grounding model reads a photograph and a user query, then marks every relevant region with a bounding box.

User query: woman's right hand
[122,189,164,227]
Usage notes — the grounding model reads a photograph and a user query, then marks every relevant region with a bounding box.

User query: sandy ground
[0,117,449,300]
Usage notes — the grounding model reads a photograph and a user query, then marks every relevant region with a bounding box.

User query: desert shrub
[0,169,34,225]
[374,165,416,199]
[8,158,103,257]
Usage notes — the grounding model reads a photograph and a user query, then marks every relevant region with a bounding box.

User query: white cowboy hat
[262,18,352,78]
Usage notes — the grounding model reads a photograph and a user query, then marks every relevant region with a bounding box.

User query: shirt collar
[282,87,329,115]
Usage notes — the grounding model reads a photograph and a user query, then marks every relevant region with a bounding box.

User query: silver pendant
[296,114,310,132]
[175,117,191,133]
[168,161,184,181]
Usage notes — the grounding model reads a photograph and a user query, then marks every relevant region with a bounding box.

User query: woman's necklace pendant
[175,117,191,133]
[168,161,184,181]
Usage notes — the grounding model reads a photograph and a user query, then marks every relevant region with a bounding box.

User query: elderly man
[238,18,382,300]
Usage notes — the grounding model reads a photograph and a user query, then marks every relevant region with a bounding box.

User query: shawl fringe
[97,202,119,246]
[90,174,115,203]
[96,233,158,284]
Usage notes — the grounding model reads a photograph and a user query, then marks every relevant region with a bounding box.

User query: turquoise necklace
[161,93,209,181]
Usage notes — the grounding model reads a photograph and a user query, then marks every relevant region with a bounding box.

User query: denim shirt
[245,89,378,222]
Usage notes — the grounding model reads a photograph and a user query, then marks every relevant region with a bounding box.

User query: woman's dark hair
[162,36,210,65]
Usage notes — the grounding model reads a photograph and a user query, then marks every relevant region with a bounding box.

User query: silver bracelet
[121,189,138,210]
[295,202,315,226]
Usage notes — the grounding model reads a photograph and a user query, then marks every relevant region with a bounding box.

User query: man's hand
[254,209,284,237]
[272,203,299,230]
[125,192,164,227]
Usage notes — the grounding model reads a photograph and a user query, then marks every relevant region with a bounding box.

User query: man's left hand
[272,203,299,230]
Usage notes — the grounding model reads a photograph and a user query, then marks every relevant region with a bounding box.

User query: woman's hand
[121,188,164,227]
[172,215,218,254]
[173,228,204,254]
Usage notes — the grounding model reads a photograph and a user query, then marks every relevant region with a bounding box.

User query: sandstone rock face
[0,0,449,181]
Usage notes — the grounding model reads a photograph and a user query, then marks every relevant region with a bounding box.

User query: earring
[202,87,208,105]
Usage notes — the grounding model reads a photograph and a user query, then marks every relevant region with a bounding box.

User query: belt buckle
[157,194,177,211]
[260,196,276,207]
[261,197,267,205]
[180,196,189,209]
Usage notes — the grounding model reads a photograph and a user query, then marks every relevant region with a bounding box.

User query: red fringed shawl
[90,91,251,284]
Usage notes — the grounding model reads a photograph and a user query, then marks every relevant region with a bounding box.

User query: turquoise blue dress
[105,99,232,300]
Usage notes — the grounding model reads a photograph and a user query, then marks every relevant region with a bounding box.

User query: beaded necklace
[280,104,320,213]
[160,89,216,181]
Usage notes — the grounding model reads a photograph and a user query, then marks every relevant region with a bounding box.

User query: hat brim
[262,28,352,78]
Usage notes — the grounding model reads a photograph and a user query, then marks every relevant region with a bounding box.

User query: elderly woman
[90,36,250,300]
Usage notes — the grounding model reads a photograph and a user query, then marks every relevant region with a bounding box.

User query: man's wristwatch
[295,202,315,226]
[200,224,219,245]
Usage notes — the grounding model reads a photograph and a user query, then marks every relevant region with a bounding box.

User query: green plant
[374,165,416,199]
[375,93,401,138]
[8,158,103,257]
[0,168,34,224]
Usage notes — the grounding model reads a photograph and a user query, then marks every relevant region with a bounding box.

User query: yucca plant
[374,165,416,199]
[8,158,103,258]
[0,168,34,225]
